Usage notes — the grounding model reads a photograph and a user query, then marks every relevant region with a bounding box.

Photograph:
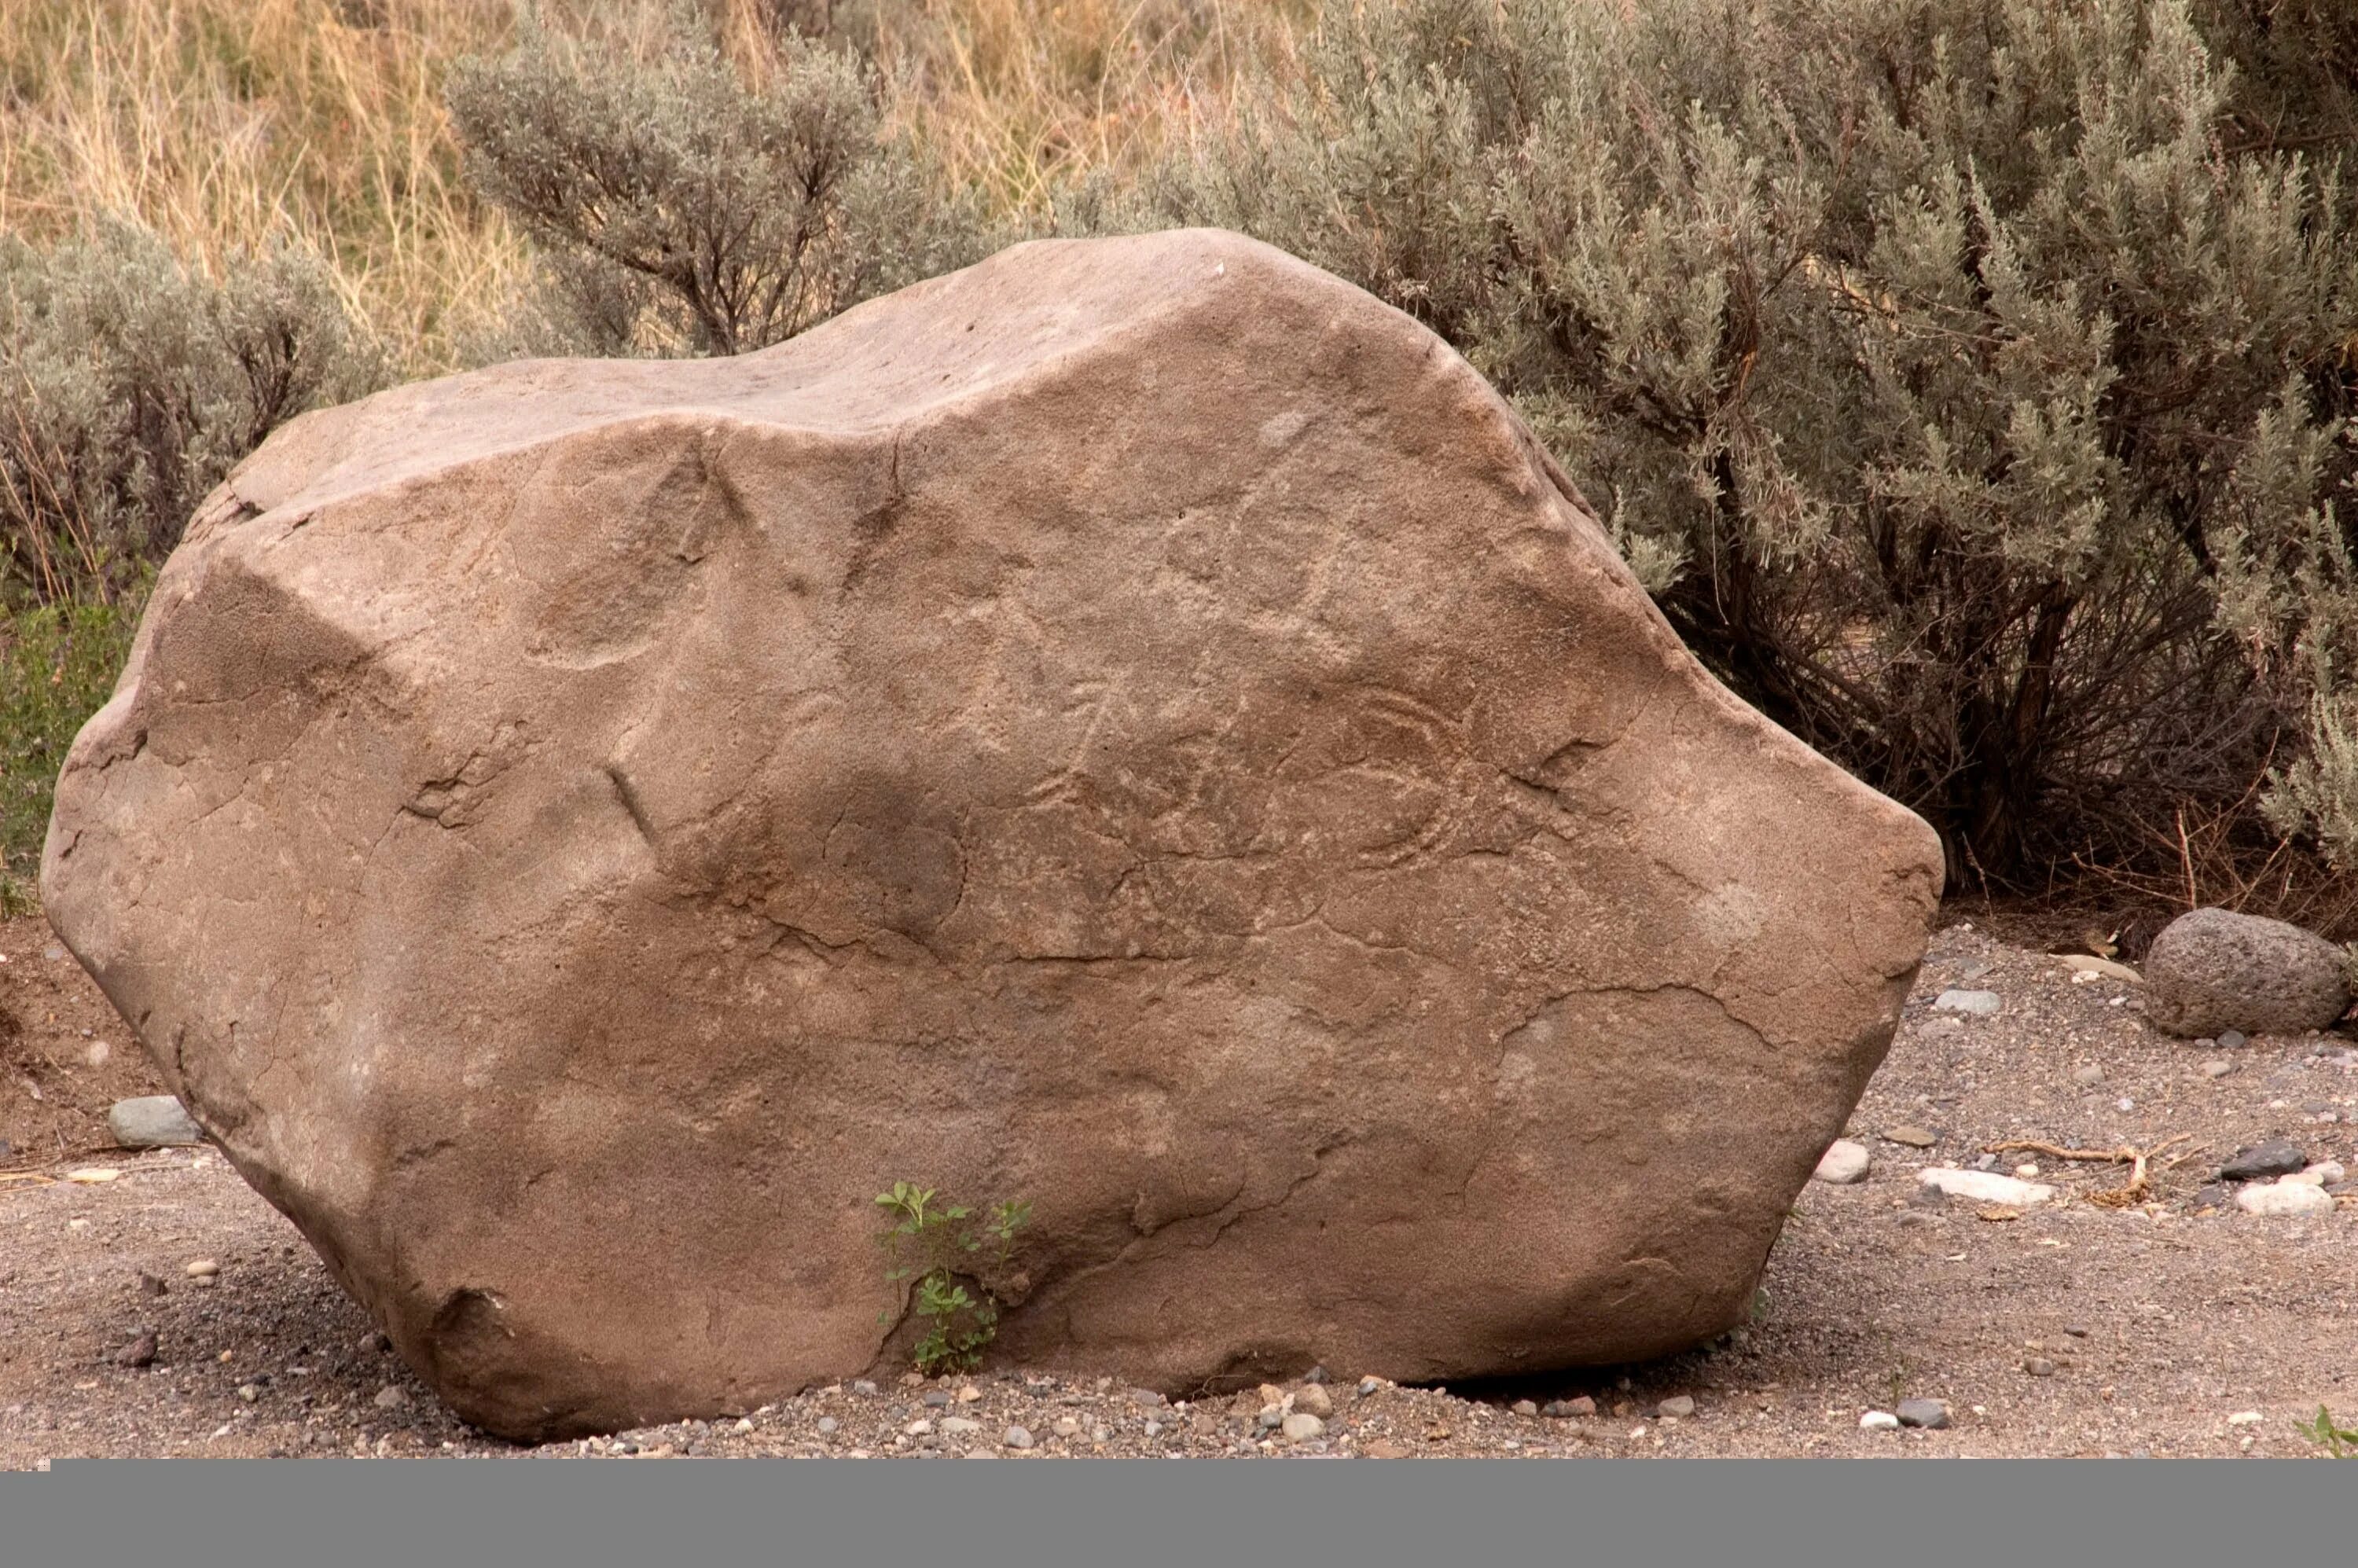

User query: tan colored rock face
[43,230,1941,1442]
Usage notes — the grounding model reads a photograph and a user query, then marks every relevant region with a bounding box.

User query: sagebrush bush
[0,598,140,910]
[0,221,380,608]
[1141,0,2358,889]
[447,16,996,358]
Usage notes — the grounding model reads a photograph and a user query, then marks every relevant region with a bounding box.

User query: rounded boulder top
[42,229,1943,1442]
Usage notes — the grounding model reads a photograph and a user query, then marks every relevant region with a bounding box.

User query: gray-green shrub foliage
[447,17,994,360]
[1140,0,2358,886]
[0,222,377,607]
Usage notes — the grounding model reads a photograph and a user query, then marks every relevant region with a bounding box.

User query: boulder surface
[43,229,1941,1442]
[2143,907,2349,1038]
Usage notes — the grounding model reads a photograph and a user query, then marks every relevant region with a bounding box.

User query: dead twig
[1980,1136,2198,1208]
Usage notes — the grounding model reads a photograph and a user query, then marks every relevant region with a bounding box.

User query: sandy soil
[6,916,2356,1463]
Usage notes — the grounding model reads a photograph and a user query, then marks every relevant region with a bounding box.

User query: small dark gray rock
[2217,1030,2246,1049]
[2219,1140,2308,1181]
[1541,1396,1596,1419]
[1908,1181,1951,1209]
[1895,1398,1950,1430]
[2192,1184,2231,1210]
[2144,909,2349,1038]
[115,1331,158,1368]
[921,1390,951,1408]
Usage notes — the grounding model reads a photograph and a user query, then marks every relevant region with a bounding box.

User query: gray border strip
[5,1456,2340,1568]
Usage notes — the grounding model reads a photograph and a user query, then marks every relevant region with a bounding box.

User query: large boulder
[43,229,1942,1443]
[2143,907,2350,1038]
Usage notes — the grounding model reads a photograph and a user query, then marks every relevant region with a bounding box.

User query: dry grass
[848,0,1309,216]
[1,0,537,372]
[1,0,1308,373]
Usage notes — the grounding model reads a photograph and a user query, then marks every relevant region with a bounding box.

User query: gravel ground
[6,916,2358,1463]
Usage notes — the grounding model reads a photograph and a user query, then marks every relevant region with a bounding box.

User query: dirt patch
[0,916,165,1166]
[5,920,2358,1462]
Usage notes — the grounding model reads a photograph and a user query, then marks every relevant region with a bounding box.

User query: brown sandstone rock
[42,229,1941,1442]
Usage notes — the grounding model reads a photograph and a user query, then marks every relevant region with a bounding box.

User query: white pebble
[2235,1180,2334,1217]
[1811,1140,1871,1184]
[1860,1411,1901,1430]
[1917,1168,2056,1206]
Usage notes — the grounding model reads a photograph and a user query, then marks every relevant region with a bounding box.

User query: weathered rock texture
[43,230,1941,1442]
[2143,907,2350,1038]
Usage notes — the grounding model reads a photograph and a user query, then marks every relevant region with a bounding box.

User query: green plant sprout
[874,1183,1032,1377]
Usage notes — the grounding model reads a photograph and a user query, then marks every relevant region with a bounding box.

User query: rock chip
[115,1331,158,1368]
[105,1096,205,1148]
[1883,1126,1937,1149]
[1932,990,2001,1015]
[1002,1426,1034,1450]
[1895,1397,1950,1430]
[2072,1064,2104,1086]
[2143,908,2350,1038]
[2059,956,2142,985]
[2235,1178,2336,1217]
[2219,1141,2308,1181]
[1811,1139,1871,1184]
[1543,1396,1596,1419]
[1917,1168,2055,1206]
[1294,1383,1333,1419]
[1511,1400,1539,1416]
[1655,1395,1695,1419]
[938,1416,980,1435]
[42,227,1942,1444]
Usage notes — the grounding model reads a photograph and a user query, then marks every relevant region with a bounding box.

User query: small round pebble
[816,1416,839,1434]
[1280,1412,1326,1442]
[1860,1411,1901,1430]
[1003,1426,1034,1450]
[1656,1395,1696,1419]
